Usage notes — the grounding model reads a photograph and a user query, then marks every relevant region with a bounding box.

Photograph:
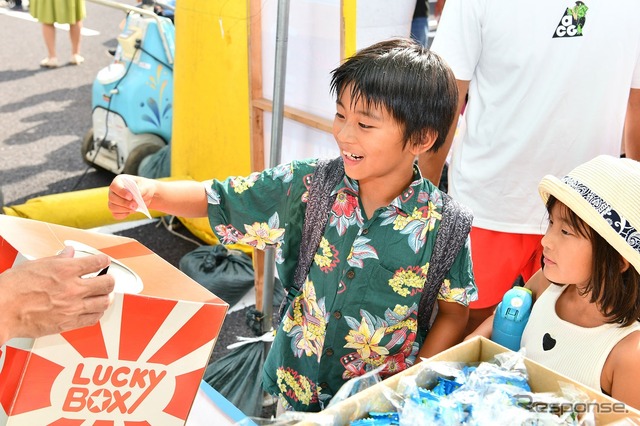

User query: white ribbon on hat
[562,175,640,255]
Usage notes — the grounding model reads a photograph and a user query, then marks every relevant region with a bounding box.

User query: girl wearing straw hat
[469,155,640,409]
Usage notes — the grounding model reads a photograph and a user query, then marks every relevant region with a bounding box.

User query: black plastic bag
[179,245,254,308]
[203,340,265,417]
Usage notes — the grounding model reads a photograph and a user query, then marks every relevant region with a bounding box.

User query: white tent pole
[262,0,290,334]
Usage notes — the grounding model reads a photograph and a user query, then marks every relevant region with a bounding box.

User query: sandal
[70,54,85,65]
[39,57,58,68]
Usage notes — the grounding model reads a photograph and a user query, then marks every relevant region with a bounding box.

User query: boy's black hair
[329,38,458,151]
[546,196,640,326]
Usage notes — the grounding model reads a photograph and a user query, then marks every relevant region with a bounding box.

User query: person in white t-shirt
[420,0,640,334]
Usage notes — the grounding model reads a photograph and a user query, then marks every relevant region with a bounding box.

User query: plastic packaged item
[362,351,585,425]
[350,412,399,426]
[491,286,533,351]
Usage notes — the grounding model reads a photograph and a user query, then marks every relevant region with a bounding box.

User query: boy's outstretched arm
[108,175,209,220]
[417,299,468,360]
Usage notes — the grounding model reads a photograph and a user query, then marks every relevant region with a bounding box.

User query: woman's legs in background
[42,23,56,59]
[40,23,58,67]
[69,21,84,64]
[69,20,82,56]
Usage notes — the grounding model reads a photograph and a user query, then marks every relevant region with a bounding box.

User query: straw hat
[538,155,640,274]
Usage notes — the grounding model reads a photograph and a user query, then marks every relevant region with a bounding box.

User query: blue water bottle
[491,286,533,351]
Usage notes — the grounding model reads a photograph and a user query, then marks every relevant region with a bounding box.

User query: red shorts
[469,227,543,309]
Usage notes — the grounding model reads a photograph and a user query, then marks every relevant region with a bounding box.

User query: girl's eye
[335,112,345,119]
[358,122,372,129]
[561,229,572,236]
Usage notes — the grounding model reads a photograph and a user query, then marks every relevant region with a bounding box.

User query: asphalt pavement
[0,1,260,368]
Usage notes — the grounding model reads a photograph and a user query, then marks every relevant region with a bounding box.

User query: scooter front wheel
[81,129,95,165]
[81,128,112,173]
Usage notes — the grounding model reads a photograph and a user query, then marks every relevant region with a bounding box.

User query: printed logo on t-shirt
[553,1,589,38]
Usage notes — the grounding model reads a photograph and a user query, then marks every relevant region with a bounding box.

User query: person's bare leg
[42,23,56,59]
[464,305,496,336]
[69,20,83,61]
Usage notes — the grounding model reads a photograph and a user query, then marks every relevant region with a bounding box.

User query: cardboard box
[313,336,640,425]
[0,215,229,425]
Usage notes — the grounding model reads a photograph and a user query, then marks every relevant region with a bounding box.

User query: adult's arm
[624,88,640,160]
[418,79,469,186]
[0,247,115,345]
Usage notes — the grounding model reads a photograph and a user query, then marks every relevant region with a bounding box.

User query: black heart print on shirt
[543,333,556,351]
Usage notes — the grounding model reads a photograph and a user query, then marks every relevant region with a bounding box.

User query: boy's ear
[409,130,438,156]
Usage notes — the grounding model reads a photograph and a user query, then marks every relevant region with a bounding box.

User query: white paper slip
[120,175,152,219]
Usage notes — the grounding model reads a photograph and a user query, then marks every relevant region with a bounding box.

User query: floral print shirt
[205,159,477,412]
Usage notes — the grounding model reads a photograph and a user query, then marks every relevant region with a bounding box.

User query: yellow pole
[2,187,139,229]
[341,0,357,60]
[171,0,252,182]
[170,0,253,248]
[1,178,185,229]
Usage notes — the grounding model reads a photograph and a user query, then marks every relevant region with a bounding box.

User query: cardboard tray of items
[0,215,229,425]
[309,336,640,425]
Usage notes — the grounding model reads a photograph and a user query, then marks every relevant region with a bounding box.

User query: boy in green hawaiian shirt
[108,38,477,412]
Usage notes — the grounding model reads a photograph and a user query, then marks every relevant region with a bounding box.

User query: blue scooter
[82,0,175,175]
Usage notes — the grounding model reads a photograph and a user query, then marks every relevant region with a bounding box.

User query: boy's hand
[108,175,155,220]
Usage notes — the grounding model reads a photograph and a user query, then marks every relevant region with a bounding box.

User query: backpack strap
[293,157,345,287]
[277,157,344,320]
[417,192,473,334]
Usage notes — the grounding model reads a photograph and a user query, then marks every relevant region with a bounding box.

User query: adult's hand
[0,246,115,345]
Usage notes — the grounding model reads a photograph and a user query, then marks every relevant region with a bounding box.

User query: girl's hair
[329,38,458,152]
[546,196,640,326]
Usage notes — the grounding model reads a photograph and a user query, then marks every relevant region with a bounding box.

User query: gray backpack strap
[418,193,473,334]
[293,157,345,288]
[277,158,344,321]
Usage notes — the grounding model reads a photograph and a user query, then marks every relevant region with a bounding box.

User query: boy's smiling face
[332,85,427,193]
